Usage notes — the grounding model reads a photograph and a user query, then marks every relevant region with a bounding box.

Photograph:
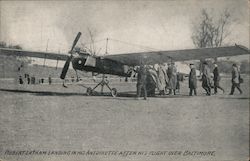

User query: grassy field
[0,76,249,161]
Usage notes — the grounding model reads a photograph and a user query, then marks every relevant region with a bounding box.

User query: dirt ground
[0,76,249,161]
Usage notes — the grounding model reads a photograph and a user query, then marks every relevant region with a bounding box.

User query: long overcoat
[202,65,211,87]
[189,68,197,89]
[232,66,239,84]
[167,65,177,89]
[213,67,220,86]
[157,65,167,91]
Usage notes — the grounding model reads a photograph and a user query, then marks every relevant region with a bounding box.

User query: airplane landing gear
[111,88,118,97]
[85,74,118,97]
[86,87,92,96]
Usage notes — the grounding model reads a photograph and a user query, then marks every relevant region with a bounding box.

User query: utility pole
[3,57,5,78]
[41,21,43,50]
[105,38,109,55]
[46,39,49,51]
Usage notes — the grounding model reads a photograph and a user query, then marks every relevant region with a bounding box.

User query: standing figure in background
[31,75,36,84]
[202,62,211,96]
[229,64,243,95]
[189,64,197,96]
[213,64,224,94]
[136,65,147,100]
[27,74,30,85]
[19,76,23,85]
[41,78,44,84]
[167,62,177,95]
[48,75,52,85]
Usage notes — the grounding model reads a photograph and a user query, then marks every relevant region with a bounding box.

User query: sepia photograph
[0,0,249,161]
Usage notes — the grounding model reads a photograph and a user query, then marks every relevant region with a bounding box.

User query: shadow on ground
[0,88,86,96]
[219,96,250,100]
[0,88,136,97]
[1,88,248,100]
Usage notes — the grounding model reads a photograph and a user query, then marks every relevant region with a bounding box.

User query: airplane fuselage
[71,55,132,77]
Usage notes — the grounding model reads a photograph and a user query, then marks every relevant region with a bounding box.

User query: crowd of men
[135,62,182,100]
[18,74,52,85]
[136,62,243,100]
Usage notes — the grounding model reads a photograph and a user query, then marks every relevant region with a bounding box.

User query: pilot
[189,63,197,96]
[136,65,147,100]
[229,64,243,95]
[213,63,224,94]
[202,62,211,96]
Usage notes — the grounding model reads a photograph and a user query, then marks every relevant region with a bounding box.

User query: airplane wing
[105,44,250,66]
[0,47,69,61]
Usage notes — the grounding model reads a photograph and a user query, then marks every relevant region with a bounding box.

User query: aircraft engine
[60,32,81,79]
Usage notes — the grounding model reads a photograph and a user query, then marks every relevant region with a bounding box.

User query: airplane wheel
[86,87,92,96]
[111,88,117,97]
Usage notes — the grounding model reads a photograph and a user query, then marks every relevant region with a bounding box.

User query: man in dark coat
[202,62,211,96]
[146,66,158,97]
[229,64,243,95]
[189,64,197,96]
[27,75,31,84]
[19,76,23,84]
[48,75,52,85]
[213,64,224,94]
[136,65,147,100]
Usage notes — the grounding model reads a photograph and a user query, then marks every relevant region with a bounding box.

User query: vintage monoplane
[0,32,249,96]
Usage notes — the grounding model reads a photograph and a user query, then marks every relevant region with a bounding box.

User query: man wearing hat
[189,63,197,96]
[136,65,147,100]
[213,63,225,94]
[229,64,242,95]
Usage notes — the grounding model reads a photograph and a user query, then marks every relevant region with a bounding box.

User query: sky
[0,0,249,66]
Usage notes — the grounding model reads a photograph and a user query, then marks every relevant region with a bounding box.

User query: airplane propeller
[60,32,81,80]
